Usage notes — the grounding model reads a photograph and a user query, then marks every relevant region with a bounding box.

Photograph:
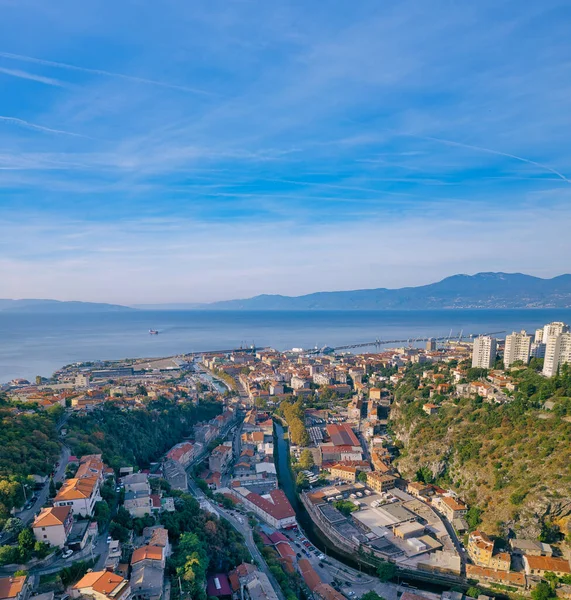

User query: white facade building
[472,336,497,369]
[543,331,571,377]
[504,331,532,367]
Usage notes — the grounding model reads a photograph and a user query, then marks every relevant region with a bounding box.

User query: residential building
[209,444,233,474]
[423,403,438,415]
[467,531,511,571]
[426,338,437,351]
[143,527,171,558]
[436,496,467,521]
[131,545,165,569]
[504,331,532,367]
[32,506,73,548]
[523,555,571,577]
[121,473,151,495]
[530,341,546,359]
[366,471,397,493]
[472,336,497,369]
[162,459,187,491]
[543,331,571,377]
[509,539,552,557]
[72,571,131,600]
[0,577,29,600]
[232,487,296,529]
[465,565,525,588]
[54,476,101,517]
[124,493,153,518]
[166,442,197,468]
[543,321,569,341]
[329,464,357,483]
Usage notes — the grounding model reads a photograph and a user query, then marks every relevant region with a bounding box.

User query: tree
[93,501,111,527]
[2,518,23,536]
[49,478,56,498]
[361,593,386,600]
[466,586,481,598]
[543,572,559,590]
[296,472,309,491]
[109,522,130,543]
[0,545,20,566]
[17,528,35,551]
[357,471,368,483]
[299,449,314,470]
[531,582,556,600]
[376,561,396,582]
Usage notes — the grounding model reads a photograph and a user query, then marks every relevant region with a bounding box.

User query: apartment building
[54,476,101,517]
[232,488,296,529]
[523,555,571,577]
[543,331,571,377]
[472,336,497,369]
[72,571,131,600]
[436,496,468,521]
[32,506,73,548]
[208,444,233,474]
[366,471,397,493]
[468,531,511,571]
[329,464,357,483]
[504,331,532,367]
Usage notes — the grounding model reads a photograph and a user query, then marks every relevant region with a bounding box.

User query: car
[319,562,324,568]
[318,554,325,560]
[115,487,121,493]
[297,553,302,558]
[62,549,73,559]
[346,582,352,587]
[24,501,34,510]
[106,536,113,544]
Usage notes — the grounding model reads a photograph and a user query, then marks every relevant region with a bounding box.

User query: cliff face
[390,398,571,539]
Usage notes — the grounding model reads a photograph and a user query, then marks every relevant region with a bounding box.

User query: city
[1,320,570,600]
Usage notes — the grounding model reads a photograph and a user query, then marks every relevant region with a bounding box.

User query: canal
[273,419,461,595]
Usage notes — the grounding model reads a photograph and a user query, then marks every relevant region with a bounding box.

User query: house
[143,527,171,558]
[131,546,165,569]
[366,472,397,493]
[436,496,467,521]
[209,445,233,474]
[0,577,29,600]
[466,565,525,588]
[205,574,232,599]
[467,531,510,571]
[130,546,165,600]
[32,506,73,548]
[162,459,187,491]
[166,442,198,468]
[509,539,552,557]
[76,454,105,482]
[423,403,438,415]
[232,488,296,529]
[407,482,433,499]
[124,494,153,519]
[229,564,278,600]
[54,476,101,517]
[329,464,357,483]
[72,571,131,600]
[523,555,571,577]
[121,473,150,495]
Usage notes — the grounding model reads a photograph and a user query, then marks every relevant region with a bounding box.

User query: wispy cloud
[0,66,68,87]
[0,115,90,138]
[0,51,215,95]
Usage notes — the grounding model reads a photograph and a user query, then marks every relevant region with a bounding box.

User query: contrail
[402,133,571,184]
[0,116,89,138]
[0,51,213,96]
[0,66,68,88]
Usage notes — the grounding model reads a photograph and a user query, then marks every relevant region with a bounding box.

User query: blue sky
[1,0,571,303]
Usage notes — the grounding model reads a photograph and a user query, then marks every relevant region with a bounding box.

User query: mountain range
[191,272,571,310]
[4,273,571,312]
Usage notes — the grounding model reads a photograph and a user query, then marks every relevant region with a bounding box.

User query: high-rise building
[534,328,544,343]
[504,330,532,367]
[472,336,497,369]
[543,331,571,377]
[426,338,437,351]
[543,322,569,341]
[530,341,546,359]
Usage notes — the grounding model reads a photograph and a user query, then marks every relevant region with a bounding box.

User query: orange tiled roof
[33,506,71,528]
[55,476,98,501]
[131,545,164,564]
[0,576,26,600]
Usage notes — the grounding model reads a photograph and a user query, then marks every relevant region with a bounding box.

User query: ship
[149,329,159,335]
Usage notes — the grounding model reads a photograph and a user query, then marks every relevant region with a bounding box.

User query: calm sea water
[1,309,571,383]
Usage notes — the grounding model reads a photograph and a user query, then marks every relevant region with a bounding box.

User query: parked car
[297,553,302,558]
[319,562,324,568]
[62,549,73,559]
[106,536,113,544]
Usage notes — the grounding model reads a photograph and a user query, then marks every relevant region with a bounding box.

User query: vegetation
[376,560,397,582]
[392,363,571,536]
[0,527,52,566]
[361,593,386,600]
[278,399,310,446]
[65,398,221,470]
[334,500,358,516]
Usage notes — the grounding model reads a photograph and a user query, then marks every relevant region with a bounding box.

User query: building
[366,471,397,493]
[229,564,279,600]
[326,423,360,447]
[523,555,571,577]
[121,473,151,495]
[32,506,73,548]
[437,496,467,521]
[509,539,552,557]
[504,331,532,367]
[209,444,233,474]
[166,442,197,468]
[0,577,29,600]
[472,336,497,369]
[465,565,525,588]
[423,403,438,415]
[124,494,153,518]
[329,464,357,483]
[72,571,131,600]
[426,338,437,352]
[162,459,187,491]
[543,331,571,377]
[232,488,296,529]
[54,476,101,517]
[467,531,510,571]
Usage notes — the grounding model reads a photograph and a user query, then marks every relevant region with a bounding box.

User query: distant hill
[196,272,571,310]
[0,299,133,313]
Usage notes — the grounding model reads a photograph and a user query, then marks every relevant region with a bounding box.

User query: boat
[149,329,159,335]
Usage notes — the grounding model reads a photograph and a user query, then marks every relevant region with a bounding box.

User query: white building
[543,331,571,377]
[543,322,569,341]
[504,331,532,367]
[530,341,546,359]
[472,336,497,369]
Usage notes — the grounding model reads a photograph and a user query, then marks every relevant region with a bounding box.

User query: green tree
[531,582,556,600]
[17,528,35,551]
[0,545,20,566]
[543,572,559,590]
[2,518,23,536]
[93,501,111,528]
[466,586,481,598]
[109,522,130,543]
[296,472,309,491]
[299,449,314,470]
[49,478,56,498]
[361,593,386,600]
[376,561,396,582]
[357,471,368,483]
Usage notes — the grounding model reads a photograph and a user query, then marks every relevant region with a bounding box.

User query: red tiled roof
[244,489,295,521]
[326,424,360,447]
[298,558,321,591]
[206,574,232,597]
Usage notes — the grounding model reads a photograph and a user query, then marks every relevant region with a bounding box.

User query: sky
[1,0,571,304]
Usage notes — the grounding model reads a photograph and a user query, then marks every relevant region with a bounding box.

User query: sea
[2,308,571,383]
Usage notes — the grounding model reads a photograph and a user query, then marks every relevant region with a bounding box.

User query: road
[186,478,286,600]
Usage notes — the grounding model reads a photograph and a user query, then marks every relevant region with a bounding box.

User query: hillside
[0,299,132,313]
[390,364,571,540]
[199,272,571,310]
